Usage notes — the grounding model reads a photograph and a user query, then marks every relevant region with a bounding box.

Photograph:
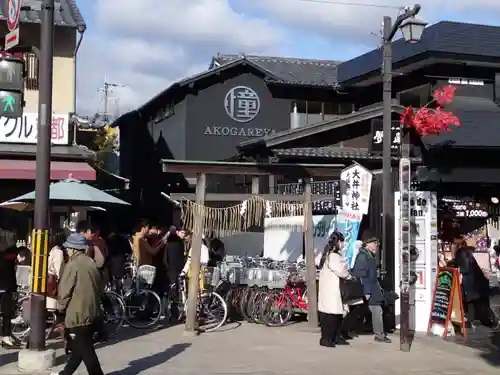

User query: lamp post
[381,4,426,352]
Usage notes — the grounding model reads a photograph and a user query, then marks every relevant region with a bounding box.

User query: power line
[295,0,403,10]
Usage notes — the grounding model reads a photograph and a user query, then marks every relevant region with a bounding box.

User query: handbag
[46,273,58,298]
[340,278,364,302]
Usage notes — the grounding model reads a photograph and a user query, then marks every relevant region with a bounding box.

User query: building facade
[0,1,94,234]
[116,21,500,262]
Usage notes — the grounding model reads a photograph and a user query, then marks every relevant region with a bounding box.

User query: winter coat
[455,246,489,302]
[0,245,17,292]
[351,247,384,305]
[318,252,350,314]
[46,245,65,310]
[58,251,102,328]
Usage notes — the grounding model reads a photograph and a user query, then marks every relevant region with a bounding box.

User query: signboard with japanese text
[370,119,401,155]
[0,113,69,144]
[340,162,373,215]
[394,191,439,332]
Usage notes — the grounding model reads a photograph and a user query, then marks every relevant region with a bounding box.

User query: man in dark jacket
[351,235,391,343]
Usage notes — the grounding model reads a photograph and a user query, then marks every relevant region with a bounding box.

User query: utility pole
[17,2,57,370]
[97,81,122,122]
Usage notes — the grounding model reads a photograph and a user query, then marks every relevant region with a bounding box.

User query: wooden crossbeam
[169,193,335,202]
[161,159,344,177]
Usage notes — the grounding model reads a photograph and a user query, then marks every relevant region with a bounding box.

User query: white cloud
[76,0,284,115]
[242,0,500,47]
[76,0,500,116]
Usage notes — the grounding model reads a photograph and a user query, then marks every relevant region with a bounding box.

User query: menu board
[429,269,454,324]
[427,267,466,338]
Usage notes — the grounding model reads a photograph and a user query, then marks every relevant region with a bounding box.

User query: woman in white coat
[47,229,68,331]
[318,231,351,348]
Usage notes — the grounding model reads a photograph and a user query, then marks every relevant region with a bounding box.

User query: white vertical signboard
[394,191,438,332]
[340,162,373,214]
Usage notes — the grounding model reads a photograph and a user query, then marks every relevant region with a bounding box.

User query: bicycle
[259,273,308,327]
[166,272,228,333]
[103,264,162,329]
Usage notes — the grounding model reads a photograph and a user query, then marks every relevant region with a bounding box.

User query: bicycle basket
[203,267,220,286]
[137,265,156,286]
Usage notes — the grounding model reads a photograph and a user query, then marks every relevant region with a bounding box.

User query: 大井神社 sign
[0,113,69,145]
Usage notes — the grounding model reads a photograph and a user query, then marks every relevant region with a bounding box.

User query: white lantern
[399,16,427,44]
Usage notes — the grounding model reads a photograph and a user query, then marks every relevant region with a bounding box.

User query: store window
[292,101,354,127]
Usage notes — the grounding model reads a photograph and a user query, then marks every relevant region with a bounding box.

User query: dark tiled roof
[238,101,404,152]
[424,96,500,148]
[212,54,340,87]
[338,21,500,84]
[0,0,85,28]
[273,147,420,161]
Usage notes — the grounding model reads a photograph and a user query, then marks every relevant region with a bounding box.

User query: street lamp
[400,16,428,44]
[381,4,426,353]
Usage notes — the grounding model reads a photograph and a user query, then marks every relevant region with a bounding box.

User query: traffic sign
[0,90,22,117]
[5,28,19,50]
[7,0,21,32]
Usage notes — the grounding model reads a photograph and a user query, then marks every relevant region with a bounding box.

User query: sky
[76,0,500,117]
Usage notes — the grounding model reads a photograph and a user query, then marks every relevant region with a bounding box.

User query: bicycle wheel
[239,287,252,322]
[124,288,162,329]
[101,291,126,337]
[11,295,30,342]
[11,296,57,343]
[248,289,267,324]
[260,291,293,327]
[198,292,228,333]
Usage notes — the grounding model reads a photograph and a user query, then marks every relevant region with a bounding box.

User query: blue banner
[335,210,362,268]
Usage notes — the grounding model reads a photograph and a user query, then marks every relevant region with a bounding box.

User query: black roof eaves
[134,58,280,117]
[238,103,404,152]
[338,50,433,86]
[264,78,335,88]
[178,58,281,88]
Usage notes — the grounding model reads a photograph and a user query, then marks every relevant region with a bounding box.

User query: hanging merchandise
[180,196,305,236]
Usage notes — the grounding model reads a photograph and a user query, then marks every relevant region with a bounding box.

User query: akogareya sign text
[204,85,275,137]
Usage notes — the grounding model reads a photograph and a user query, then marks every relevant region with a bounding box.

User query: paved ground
[1,321,500,375]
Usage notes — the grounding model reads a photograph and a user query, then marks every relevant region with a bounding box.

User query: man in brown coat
[55,233,104,375]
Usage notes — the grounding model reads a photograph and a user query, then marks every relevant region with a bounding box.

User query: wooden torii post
[161,159,344,334]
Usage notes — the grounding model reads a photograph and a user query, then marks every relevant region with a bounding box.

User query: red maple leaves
[400,85,461,136]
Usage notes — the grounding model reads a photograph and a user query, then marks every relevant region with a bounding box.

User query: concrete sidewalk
[1,322,499,375]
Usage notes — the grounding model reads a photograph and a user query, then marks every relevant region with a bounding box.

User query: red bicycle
[260,273,308,327]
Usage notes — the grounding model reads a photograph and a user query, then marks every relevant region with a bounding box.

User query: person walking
[0,236,21,349]
[47,229,69,335]
[318,232,352,348]
[53,233,104,375]
[351,234,391,343]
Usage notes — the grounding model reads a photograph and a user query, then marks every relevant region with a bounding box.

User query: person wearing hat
[55,233,104,375]
[351,232,391,343]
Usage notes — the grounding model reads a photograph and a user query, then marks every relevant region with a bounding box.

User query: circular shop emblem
[224,86,260,123]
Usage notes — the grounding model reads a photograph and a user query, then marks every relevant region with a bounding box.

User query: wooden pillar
[184,172,206,334]
[304,179,318,328]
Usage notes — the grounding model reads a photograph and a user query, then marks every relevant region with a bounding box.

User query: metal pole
[304,180,318,328]
[184,173,206,334]
[29,0,54,351]
[382,16,392,284]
